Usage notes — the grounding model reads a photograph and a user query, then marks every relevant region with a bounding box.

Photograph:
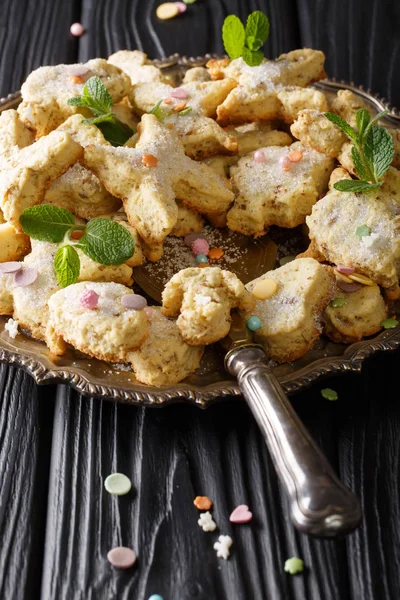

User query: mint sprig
[325,109,394,192]
[68,76,134,146]
[222,11,270,67]
[20,205,135,287]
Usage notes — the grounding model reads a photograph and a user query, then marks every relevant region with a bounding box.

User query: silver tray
[1,54,400,406]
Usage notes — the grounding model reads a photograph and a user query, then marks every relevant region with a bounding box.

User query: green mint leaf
[79,218,135,265]
[54,245,80,288]
[365,110,390,132]
[241,47,264,66]
[178,106,192,116]
[363,125,394,181]
[333,179,382,193]
[84,76,113,114]
[324,112,358,142]
[20,205,75,243]
[351,146,371,181]
[355,109,371,139]
[222,15,246,60]
[355,224,371,238]
[96,118,134,147]
[245,11,269,47]
[67,96,90,108]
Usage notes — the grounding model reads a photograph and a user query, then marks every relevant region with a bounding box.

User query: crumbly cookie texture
[83,114,233,254]
[227,142,334,235]
[170,201,205,237]
[0,221,30,263]
[324,283,387,344]
[108,50,170,86]
[162,266,255,345]
[0,131,83,229]
[182,67,211,84]
[127,307,204,386]
[18,58,131,137]
[46,282,148,361]
[245,258,334,363]
[0,109,35,166]
[206,49,327,125]
[307,167,400,288]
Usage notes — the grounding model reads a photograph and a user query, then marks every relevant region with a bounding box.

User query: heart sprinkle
[170,87,189,99]
[229,504,253,524]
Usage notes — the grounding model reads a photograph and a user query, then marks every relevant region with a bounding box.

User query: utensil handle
[225,346,361,536]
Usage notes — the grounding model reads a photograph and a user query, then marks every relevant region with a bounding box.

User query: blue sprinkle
[196,254,209,264]
[247,316,261,331]
[148,596,164,600]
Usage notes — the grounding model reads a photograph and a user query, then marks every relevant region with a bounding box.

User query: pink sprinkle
[79,289,99,309]
[67,64,90,76]
[70,22,84,36]
[279,155,292,171]
[107,546,136,569]
[337,280,363,294]
[170,88,189,100]
[336,265,355,275]
[229,504,253,524]
[121,294,147,310]
[184,233,205,247]
[0,262,22,274]
[14,267,38,287]
[144,307,153,318]
[254,150,266,163]
[192,238,210,256]
[175,1,187,12]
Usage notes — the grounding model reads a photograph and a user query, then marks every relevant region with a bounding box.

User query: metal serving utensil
[134,232,361,537]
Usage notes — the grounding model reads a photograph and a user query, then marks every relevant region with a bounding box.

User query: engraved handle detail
[226,346,361,536]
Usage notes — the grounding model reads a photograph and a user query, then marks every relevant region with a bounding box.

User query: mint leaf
[351,146,371,181]
[82,113,115,125]
[20,205,75,242]
[79,218,135,265]
[324,112,358,142]
[67,96,90,108]
[96,119,133,147]
[54,245,80,287]
[241,47,264,66]
[363,125,394,180]
[355,224,371,238]
[355,109,371,140]
[365,109,390,132]
[334,180,382,192]
[85,76,113,114]
[245,11,269,47]
[222,15,246,60]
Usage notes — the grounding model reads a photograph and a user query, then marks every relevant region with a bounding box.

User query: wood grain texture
[0,0,399,599]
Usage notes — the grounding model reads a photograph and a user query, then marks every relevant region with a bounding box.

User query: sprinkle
[361,232,381,249]
[348,272,374,286]
[335,265,355,275]
[214,535,233,560]
[69,75,84,84]
[192,238,209,256]
[156,2,180,19]
[183,0,197,3]
[355,224,371,239]
[172,101,187,112]
[288,150,303,163]
[279,255,295,266]
[279,155,292,171]
[67,65,90,76]
[104,473,132,496]
[334,270,353,284]
[148,596,164,600]
[229,504,253,524]
[144,306,153,318]
[196,254,208,265]
[121,294,147,310]
[184,232,204,247]
[79,289,99,309]
[252,278,277,300]
[14,267,38,287]
[284,557,304,575]
[329,297,346,308]
[0,262,22,273]
[178,107,192,116]
[321,388,338,401]
[194,294,211,306]
[5,318,18,339]
[382,318,399,329]
[254,150,266,163]
[337,280,363,293]
[208,247,224,260]
[170,87,188,99]
[194,495,213,510]
[142,153,158,168]
[198,511,217,532]
[107,547,136,569]
[70,230,84,240]
[247,316,261,331]
[70,22,84,36]
[198,262,208,268]
[163,97,172,104]
[175,1,188,12]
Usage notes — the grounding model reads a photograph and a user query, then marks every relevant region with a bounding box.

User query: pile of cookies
[0,49,398,386]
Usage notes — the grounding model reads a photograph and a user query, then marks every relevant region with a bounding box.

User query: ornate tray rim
[1,54,399,407]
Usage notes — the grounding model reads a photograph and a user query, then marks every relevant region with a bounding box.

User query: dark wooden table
[1,1,400,599]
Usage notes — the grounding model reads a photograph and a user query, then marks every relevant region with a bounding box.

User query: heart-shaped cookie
[229,504,253,524]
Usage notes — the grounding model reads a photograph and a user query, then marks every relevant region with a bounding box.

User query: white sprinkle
[198,511,217,532]
[194,294,211,306]
[213,535,233,560]
[5,318,18,339]
[360,231,382,249]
